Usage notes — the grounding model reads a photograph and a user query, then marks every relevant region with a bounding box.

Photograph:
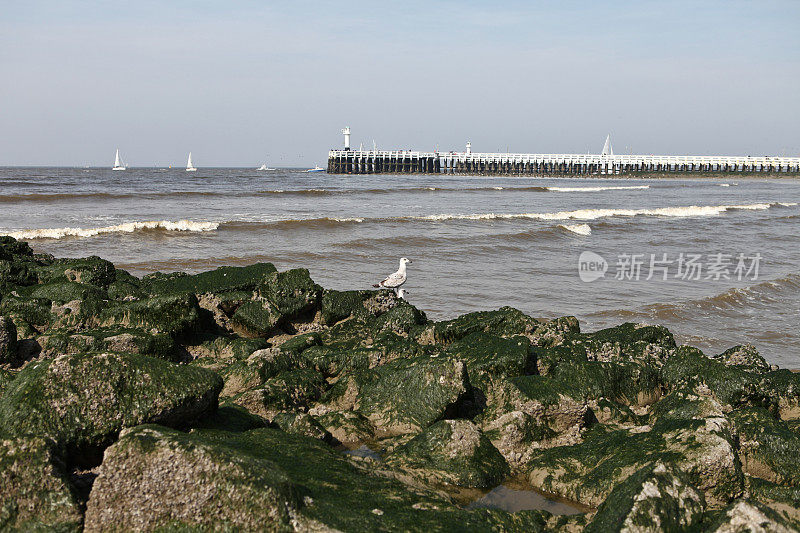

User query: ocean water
[1,167,798,367]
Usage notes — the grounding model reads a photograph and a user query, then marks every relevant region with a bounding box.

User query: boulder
[258,268,321,320]
[709,499,796,533]
[585,461,705,533]
[713,344,772,374]
[141,262,277,296]
[35,256,116,287]
[527,417,742,508]
[99,293,203,338]
[312,409,377,445]
[572,322,677,367]
[0,315,18,365]
[0,352,222,459]
[232,368,326,420]
[271,411,331,441]
[83,425,299,532]
[322,355,471,436]
[730,407,800,486]
[386,419,510,488]
[445,332,535,392]
[0,436,83,531]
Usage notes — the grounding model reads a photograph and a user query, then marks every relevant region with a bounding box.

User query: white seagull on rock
[373,257,412,292]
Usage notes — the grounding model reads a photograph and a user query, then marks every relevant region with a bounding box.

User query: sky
[1,1,799,166]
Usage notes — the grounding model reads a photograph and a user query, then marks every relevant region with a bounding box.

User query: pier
[327,149,800,175]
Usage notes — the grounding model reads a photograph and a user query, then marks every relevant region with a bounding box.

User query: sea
[1,167,798,368]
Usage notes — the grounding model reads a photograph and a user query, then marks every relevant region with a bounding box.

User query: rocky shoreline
[1,235,798,531]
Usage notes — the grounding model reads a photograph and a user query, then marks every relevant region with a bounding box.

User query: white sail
[112,148,126,170]
[186,152,197,171]
[601,134,614,156]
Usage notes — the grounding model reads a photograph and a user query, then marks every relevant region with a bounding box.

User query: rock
[36,327,179,361]
[99,293,203,338]
[0,315,18,365]
[585,461,705,533]
[25,281,108,304]
[0,352,223,460]
[730,407,800,486]
[0,368,13,395]
[477,375,589,469]
[323,355,471,436]
[232,368,326,420]
[527,416,742,508]
[714,344,771,374]
[0,436,83,531]
[747,478,800,526]
[320,289,385,325]
[271,411,331,441]
[386,419,510,488]
[709,499,796,533]
[83,425,299,532]
[0,236,34,260]
[312,409,377,445]
[141,262,277,296]
[231,299,282,336]
[371,302,427,335]
[35,256,116,287]
[416,306,546,345]
[445,332,535,392]
[573,322,677,367]
[258,268,321,320]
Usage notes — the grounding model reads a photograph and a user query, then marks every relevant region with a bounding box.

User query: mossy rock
[527,417,743,508]
[572,322,677,367]
[231,299,282,336]
[370,302,427,335]
[83,425,299,531]
[420,307,546,345]
[0,295,53,334]
[585,461,705,533]
[190,403,268,433]
[313,410,377,445]
[0,259,39,287]
[747,478,800,526]
[320,289,372,324]
[141,262,277,296]
[445,332,535,392]
[0,436,83,532]
[0,315,18,365]
[731,407,800,486]
[34,256,116,287]
[713,344,772,374]
[326,355,471,436]
[271,411,331,442]
[0,352,223,460]
[708,498,796,532]
[232,368,326,420]
[23,281,108,304]
[649,390,726,424]
[87,424,549,532]
[37,326,179,361]
[300,345,377,378]
[258,268,321,319]
[99,293,203,338]
[386,419,510,488]
[0,236,34,260]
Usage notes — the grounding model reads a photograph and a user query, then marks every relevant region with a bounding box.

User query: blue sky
[1,1,798,165]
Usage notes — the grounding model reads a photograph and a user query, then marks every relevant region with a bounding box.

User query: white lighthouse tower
[342,127,351,151]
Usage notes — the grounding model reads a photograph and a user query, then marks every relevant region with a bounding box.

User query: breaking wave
[558,223,592,235]
[546,185,650,192]
[4,220,220,240]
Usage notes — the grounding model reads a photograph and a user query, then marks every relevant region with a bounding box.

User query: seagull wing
[379,270,406,288]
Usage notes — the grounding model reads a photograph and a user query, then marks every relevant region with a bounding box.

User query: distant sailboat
[186,152,197,172]
[601,134,614,157]
[112,149,126,171]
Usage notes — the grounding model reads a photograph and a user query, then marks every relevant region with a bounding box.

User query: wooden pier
[327,150,800,175]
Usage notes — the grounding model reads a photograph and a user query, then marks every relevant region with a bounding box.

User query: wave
[0,190,234,203]
[558,223,592,235]
[3,220,219,240]
[546,185,650,192]
[591,274,800,322]
[408,202,791,222]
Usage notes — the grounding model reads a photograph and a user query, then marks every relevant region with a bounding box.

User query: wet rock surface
[0,236,798,531]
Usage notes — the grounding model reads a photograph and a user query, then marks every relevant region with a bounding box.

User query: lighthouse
[342,127,351,151]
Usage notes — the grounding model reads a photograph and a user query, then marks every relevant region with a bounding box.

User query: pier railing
[327,150,800,175]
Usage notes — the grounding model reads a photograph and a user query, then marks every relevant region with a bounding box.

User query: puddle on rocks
[459,477,588,515]
[342,444,382,461]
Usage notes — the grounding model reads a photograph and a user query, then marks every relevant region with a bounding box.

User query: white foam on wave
[410,202,784,222]
[559,223,592,235]
[4,220,220,240]
[546,185,650,192]
[719,183,730,187]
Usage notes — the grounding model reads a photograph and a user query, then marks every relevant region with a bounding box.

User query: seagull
[397,288,409,300]
[373,257,412,291]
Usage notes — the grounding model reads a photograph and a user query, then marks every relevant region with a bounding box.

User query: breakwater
[327,150,800,175]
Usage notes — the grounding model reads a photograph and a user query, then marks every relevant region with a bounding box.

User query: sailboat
[186,152,197,172]
[112,149,126,171]
[601,134,614,157]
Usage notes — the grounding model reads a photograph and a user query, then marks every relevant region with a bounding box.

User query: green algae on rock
[0,436,83,532]
[0,352,222,460]
[386,419,510,488]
